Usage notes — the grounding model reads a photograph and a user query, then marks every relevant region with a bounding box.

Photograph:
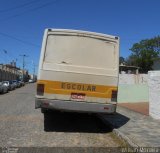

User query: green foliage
[119,56,125,64]
[128,36,160,73]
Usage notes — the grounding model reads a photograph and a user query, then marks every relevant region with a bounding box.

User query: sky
[0,0,160,74]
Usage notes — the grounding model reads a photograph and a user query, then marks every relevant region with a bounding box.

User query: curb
[112,129,138,148]
[97,114,139,148]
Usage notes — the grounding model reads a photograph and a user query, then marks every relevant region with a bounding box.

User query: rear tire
[41,108,48,114]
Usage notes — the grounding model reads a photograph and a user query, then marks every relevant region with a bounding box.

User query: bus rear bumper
[35,98,116,113]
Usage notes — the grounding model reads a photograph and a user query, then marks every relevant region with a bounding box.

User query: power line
[0,32,40,47]
[0,0,59,22]
[2,49,19,64]
[0,0,40,13]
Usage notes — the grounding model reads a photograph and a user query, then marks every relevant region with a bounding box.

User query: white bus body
[35,29,119,113]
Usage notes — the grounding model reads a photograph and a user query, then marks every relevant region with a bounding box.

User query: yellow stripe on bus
[37,80,117,98]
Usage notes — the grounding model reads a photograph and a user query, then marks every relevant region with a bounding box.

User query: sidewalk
[98,105,160,147]
[118,102,149,116]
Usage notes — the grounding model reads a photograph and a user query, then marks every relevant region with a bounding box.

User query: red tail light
[111,90,117,102]
[37,84,44,96]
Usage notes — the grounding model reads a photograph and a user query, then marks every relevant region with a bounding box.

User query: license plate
[71,93,85,100]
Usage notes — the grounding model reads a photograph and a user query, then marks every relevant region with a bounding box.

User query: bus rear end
[35,29,119,114]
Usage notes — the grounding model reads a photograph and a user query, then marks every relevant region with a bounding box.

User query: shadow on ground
[99,112,130,129]
[44,111,113,133]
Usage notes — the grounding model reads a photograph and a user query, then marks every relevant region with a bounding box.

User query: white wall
[119,74,148,85]
[118,74,148,103]
[148,71,160,119]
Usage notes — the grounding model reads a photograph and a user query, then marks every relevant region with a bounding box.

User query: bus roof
[45,28,119,41]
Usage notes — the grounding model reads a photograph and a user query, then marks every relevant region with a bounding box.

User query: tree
[119,56,125,65]
[128,36,160,73]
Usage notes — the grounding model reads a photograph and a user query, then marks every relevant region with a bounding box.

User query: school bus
[35,29,119,113]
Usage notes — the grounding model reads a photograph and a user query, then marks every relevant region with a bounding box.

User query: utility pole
[33,63,37,75]
[31,60,37,75]
[33,63,35,75]
[20,54,28,81]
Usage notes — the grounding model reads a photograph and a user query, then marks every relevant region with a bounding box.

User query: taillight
[37,84,44,96]
[111,90,117,102]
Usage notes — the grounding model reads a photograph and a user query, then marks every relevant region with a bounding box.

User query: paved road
[0,83,124,149]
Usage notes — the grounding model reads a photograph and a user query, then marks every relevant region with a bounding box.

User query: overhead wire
[0,0,60,68]
[0,0,59,47]
[0,32,40,47]
[0,0,59,21]
[0,0,40,13]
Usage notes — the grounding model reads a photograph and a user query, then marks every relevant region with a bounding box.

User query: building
[119,64,140,74]
[0,63,21,81]
[18,69,30,82]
